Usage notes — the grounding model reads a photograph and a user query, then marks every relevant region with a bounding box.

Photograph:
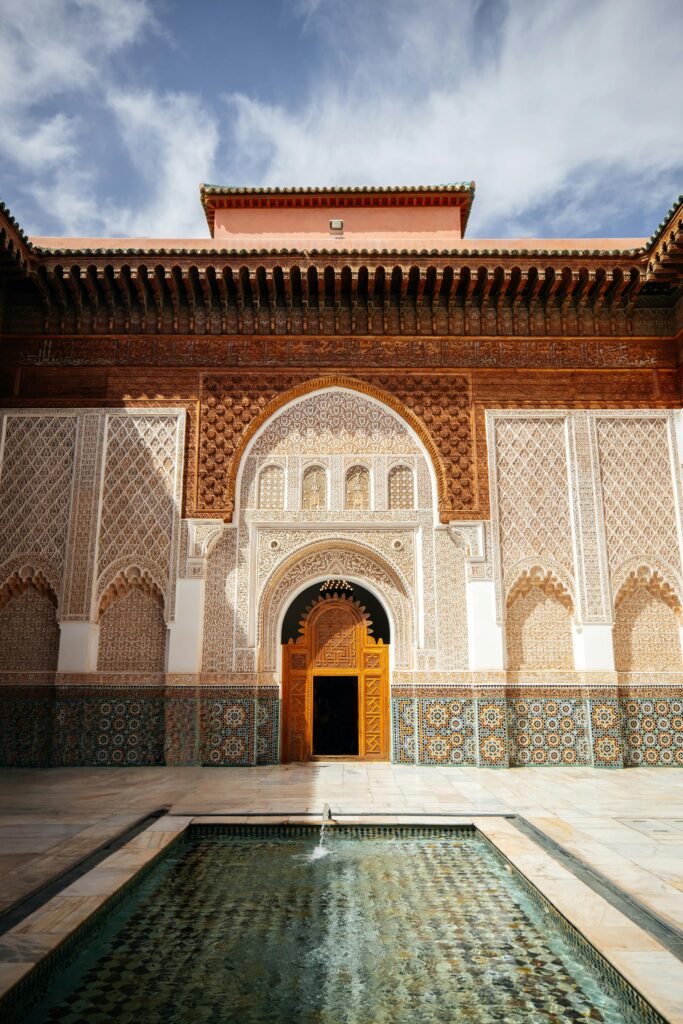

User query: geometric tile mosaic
[588,698,624,769]
[622,696,683,767]
[507,697,591,767]
[476,697,510,767]
[82,696,165,766]
[1,685,683,768]
[255,698,279,765]
[417,697,477,765]
[199,696,255,766]
[391,697,416,764]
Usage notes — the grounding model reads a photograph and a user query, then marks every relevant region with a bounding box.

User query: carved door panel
[361,644,389,759]
[282,593,389,762]
[282,645,310,762]
[313,606,357,668]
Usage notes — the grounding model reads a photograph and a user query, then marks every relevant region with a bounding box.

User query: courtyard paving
[0,764,682,939]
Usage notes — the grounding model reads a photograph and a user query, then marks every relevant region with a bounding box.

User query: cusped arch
[0,566,60,673]
[0,565,58,609]
[97,566,165,620]
[258,538,414,674]
[230,377,446,517]
[0,555,61,611]
[611,558,683,614]
[613,564,683,672]
[506,565,575,617]
[95,558,167,621]
[505,558,576,617]
[505,565,575,672]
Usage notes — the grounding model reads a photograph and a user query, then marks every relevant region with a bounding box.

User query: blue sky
[0,0,681,240]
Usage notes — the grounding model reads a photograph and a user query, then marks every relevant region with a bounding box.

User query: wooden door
[281,594,389,762]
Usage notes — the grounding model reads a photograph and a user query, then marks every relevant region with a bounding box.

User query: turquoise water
[22,828,651,1023]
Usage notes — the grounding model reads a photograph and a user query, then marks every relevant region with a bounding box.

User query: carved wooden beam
[30,268,52,331]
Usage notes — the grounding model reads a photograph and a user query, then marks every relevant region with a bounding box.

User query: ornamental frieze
[1,326,677,370]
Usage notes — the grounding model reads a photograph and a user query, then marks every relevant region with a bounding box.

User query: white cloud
[228,0,683,236]
[2,0,680,238]
[105,90,219,236]
[0,0,153,167]
[0,0,217,236]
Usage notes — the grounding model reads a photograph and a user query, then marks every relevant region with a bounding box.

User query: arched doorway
[281,583,390,762]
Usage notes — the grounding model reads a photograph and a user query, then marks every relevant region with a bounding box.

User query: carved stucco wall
[0,409,185,673]
[488,412,683,662]
[0,585,60,672]
[96,413,185,618]
[97,588,167,672]
[614,587,682,671]
[506,588,574,671]
[596,415,682,598]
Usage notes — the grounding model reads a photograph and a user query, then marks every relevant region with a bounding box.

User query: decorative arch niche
[505,566,575,671]
[232,377,442,516]
[0,567,59,672]
[97,567,167,673]
[613,566,683,672]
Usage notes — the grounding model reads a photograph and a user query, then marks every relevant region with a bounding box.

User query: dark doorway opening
[313,676,359,755]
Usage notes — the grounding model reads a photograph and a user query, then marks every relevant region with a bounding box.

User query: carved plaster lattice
[62,413,106,619]
[250,391,420,457]
[491,416,574,589]
[258,465,285,509]
[388,465,415,509]
[596,415,681,594]
[96,414,182,612]
[567,412,611,623]
[202,528,237,673]
[434,528,468,670]
[345,466,370,510]
[0,413,77,597]
[259,542,413,672]
[302,466,327,510]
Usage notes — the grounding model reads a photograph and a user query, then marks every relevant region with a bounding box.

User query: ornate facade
[0,183,682,767]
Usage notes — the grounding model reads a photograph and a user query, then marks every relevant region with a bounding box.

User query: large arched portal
[281,581,390,762]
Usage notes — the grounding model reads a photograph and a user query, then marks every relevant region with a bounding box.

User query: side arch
[505,565,575,671]
[0,567,60,672]
[613,565,683,671]
[258,539,414,674]
[96,567,167,673]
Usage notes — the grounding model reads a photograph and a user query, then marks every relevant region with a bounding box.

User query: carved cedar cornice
[4,254,677,340]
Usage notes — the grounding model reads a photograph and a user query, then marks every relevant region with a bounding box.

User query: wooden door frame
[281,594,390,762]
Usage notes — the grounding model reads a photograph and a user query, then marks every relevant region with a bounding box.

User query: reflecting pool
[22,826,657,1023]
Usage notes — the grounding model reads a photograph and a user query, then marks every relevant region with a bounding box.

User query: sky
[0,0,681,241]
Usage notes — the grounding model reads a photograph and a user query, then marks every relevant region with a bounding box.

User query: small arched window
[302,465,327,510]
[258,464,285,509]
[345,465,370,510]
[388,464,414,509]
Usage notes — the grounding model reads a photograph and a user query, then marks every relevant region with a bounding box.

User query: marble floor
[1,764,682,940]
